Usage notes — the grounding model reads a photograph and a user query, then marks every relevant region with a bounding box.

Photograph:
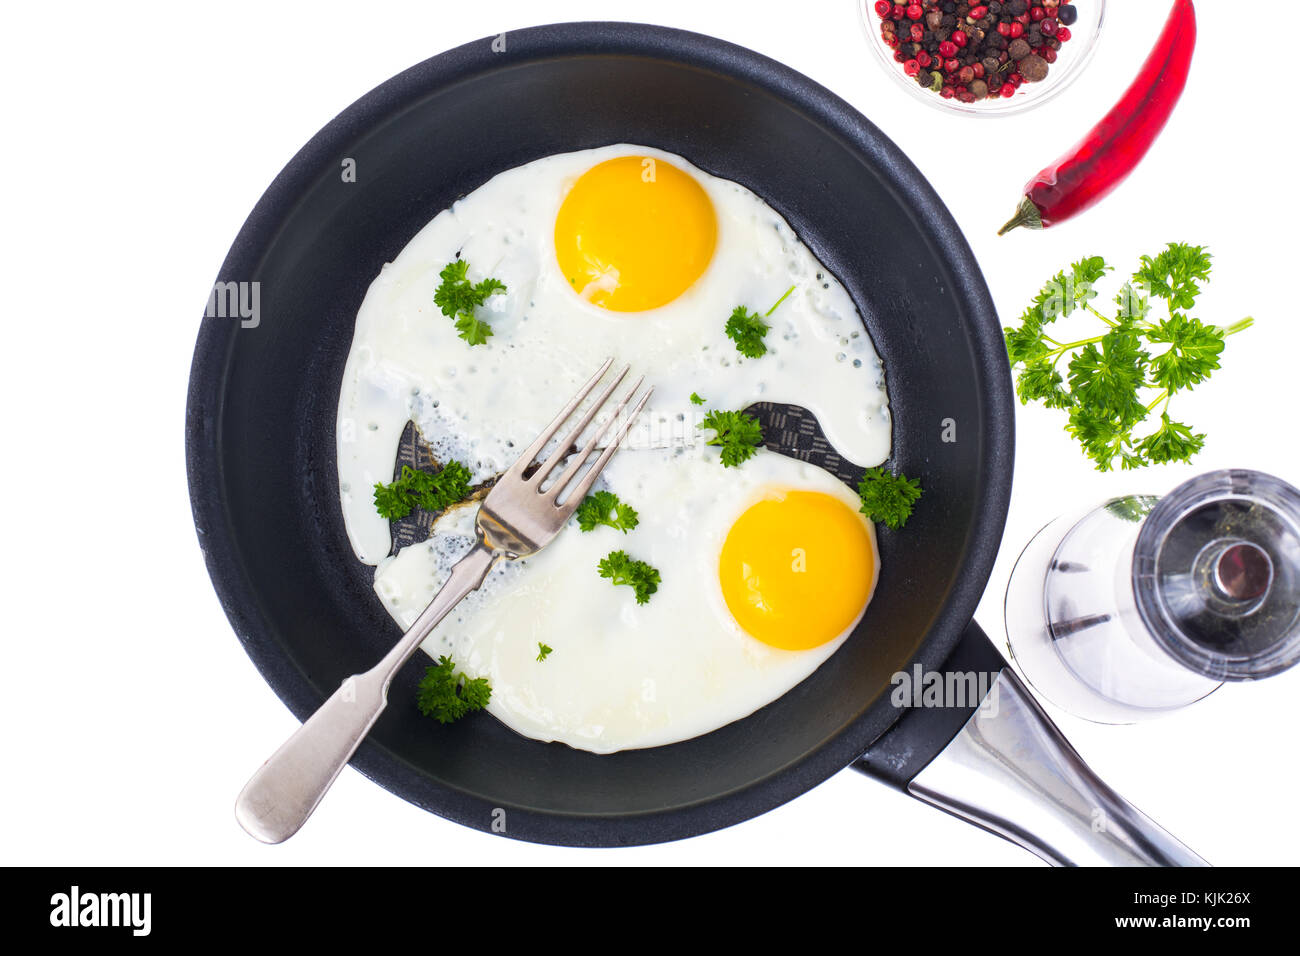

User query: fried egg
[336,144,892,752]
[373,448,878,752]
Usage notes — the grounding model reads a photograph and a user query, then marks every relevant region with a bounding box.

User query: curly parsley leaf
[1067,404,1134,472]
[1070,255,1111,302]
[1066,328,1149,425]
[1005,323,1052,366]
[597,550,661,605]
[724,285,795,359]
[536,643,553,662]
[857,467,922,530]
[575,490,639,533]
[1136,413,1206,465]
[1016,360,1072,409]
[373,481,414,521]
[415,656,492,724]
[1136,243,1212,312]
[1003,255,1111,366]
[689,392,706,406]
[453,312,493,346]
[1146,314,1226,394]
[1004,246,1250,471]
[373,462,472,520]
[434,258,506,346]
[1115,281,1151,325]
[697,408,764,468]
[725,307,769,358]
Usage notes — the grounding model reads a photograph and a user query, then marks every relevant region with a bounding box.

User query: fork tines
[509,358,652,508]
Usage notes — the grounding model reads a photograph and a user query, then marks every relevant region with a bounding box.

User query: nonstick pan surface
[186,22,1014,846]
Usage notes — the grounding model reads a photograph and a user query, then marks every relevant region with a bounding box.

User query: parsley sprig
[415,656,491,723]
[434,259,506,346]
[575,490,639,533]
[725,285,795,359]
[857,467,923,530]
[597,550,661,605]
[697,408,764,468]
[1004,244,1253,471]
[373,462,472,520]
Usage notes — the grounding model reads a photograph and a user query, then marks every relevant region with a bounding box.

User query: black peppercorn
[1057,4,1077,26]
[1018,53,1049,82]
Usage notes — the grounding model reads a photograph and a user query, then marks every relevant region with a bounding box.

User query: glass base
[1005,506,1221,725]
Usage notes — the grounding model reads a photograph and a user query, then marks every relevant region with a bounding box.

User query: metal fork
[235,358,651,843]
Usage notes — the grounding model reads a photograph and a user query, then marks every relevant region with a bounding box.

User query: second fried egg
[373,448,879,753]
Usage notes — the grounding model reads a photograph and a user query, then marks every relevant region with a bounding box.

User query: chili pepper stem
[997,196,1043,235]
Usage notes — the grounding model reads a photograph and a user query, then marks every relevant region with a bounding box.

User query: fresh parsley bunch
[1004,243,1252,471]
[434,259,506,346]
[373,461,472,520]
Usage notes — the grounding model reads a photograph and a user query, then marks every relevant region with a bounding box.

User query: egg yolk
[719,491,876,651]
[554,156,716,312]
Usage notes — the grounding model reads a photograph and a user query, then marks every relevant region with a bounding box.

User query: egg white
[373,449,879,752]
[335,143,892,752]
[336,144,891,564]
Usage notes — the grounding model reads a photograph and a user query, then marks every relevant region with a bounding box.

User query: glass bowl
[858,0,1106,116]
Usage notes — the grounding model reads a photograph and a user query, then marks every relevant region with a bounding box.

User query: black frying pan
[187,22,1204,863]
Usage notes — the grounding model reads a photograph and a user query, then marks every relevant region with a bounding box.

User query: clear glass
[1005,470,1300,724]
[1134,470,1300,680]
[857,0,1106,117]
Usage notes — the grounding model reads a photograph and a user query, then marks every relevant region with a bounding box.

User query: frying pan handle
[854,620,1209,867]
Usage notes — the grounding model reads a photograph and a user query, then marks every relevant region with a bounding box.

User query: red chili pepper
[998,0,1197,235]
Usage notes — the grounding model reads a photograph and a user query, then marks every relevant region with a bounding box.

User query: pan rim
[185,20,1014,846]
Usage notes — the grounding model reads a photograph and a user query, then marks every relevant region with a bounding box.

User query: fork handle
[235,541,498,843]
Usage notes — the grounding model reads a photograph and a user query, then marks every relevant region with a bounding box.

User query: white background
[4,0,1297,866]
